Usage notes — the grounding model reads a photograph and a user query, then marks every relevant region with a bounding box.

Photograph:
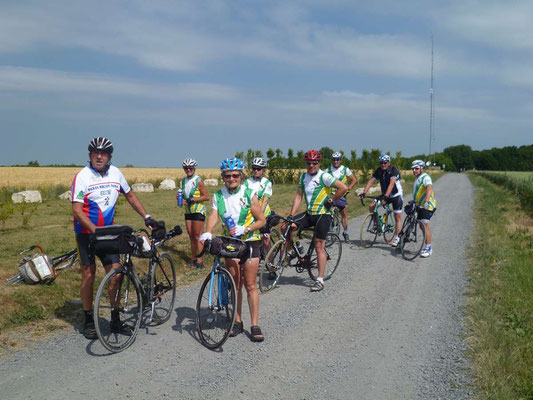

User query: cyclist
[360,154,403,246]
[180,158,210,268]
[244,157,273,252]
[71,137,159,340]
[411,160,437,257]
[199,157,266,342]
[326,151,358,242]
[286,150,347,292]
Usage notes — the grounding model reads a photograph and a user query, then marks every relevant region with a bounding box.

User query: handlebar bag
[18,253,55,284]
[209,237,249,259]
[92,225,135,255]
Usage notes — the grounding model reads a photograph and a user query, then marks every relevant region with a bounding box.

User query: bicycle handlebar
[359,194,389,206]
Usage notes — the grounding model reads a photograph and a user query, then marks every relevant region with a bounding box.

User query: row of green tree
[236,144,533,174]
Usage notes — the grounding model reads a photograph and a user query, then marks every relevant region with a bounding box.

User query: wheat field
[0,167,222,188]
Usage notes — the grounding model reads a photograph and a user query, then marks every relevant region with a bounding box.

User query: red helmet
[304,150,322,161]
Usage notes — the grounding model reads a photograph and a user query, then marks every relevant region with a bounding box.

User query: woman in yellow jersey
[199,157,266,342]
[180,158,210,268]
[411,160,437,258]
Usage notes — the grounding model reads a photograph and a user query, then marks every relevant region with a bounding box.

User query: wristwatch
[144,214,152,220]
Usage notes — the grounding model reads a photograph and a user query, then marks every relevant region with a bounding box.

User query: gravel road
[0,173,474,399]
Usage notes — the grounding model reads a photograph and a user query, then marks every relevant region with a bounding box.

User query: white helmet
[379,154,391,163]
[182,158,197,167]
[251,157,267,168]
[411,159,426,169]
[332,152,342,159]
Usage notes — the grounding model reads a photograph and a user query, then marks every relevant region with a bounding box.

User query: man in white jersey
[287,150,347,292]
[71,137,158,340]
[327,152,358,242]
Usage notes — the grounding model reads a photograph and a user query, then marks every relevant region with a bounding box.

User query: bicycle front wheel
[382,209,396,243]
[330,210,341,236]
[308,233,342,281]
[259,239,287,294]
[360,214,378,248]
[94,267,142,353]
[150,253,176,324]
[400,220,426,260]
[196,267,236,350]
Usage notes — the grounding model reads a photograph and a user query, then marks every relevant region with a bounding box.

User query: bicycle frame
[207,258,227,310]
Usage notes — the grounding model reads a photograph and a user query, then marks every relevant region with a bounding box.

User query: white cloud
[0,66,241,101]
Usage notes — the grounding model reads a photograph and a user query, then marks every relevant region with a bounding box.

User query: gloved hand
[199,232,212,242]
[233,225,246,236]
[144,216,158,229]
[424,201,430,210]
[358,193,366,200]
[324,198,333,210]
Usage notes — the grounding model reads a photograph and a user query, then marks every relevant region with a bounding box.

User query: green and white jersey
[245,177,273,216]
[299,170,337,215]
[212,184,260,241]
[181,175,206,215]
[413,173,437,211]
[326,164,353,195]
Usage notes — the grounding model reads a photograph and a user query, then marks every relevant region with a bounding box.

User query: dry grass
[0,167,222,188]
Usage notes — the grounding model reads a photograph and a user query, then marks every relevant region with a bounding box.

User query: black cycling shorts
[417,208,436,221]
[76,233,120,267]
[293,212,332,240]
[388,195,403,212]
[225,240,261,263]
[185,213,206,222]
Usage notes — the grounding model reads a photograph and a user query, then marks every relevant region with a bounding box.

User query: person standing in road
[360,154,403,246]
[71,137,159,340]
[411,160,437,257]
[326,151,358,242]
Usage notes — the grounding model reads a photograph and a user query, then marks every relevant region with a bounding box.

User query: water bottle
[177,189,183,206]
[223,212,237,238]
[295,241,304,255]
[383,213,388,224]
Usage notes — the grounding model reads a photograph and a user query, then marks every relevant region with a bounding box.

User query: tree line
[236,144,533,174]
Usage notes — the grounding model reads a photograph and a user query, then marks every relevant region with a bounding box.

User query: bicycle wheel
[328,210,340,236]
[382,209,396,243]
[360,214,378,248]
[196,267,236,349]
[259,228,280,261]
[149,253,176,324]
[308,233,342,281]
[94,267,142,353]
[259,239,287,294]
[400,220,426,260]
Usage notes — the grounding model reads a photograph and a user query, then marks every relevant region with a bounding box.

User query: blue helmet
[411,159,426,169]
[379,154,391,163]
[220,157,244,171]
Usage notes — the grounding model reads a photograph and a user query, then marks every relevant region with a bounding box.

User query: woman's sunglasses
[223,173,241,179]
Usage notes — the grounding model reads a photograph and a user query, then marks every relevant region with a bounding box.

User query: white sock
[343,230,348,234]
[317,277,324,284]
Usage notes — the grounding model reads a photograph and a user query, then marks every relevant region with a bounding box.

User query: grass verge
[467,173,533,399]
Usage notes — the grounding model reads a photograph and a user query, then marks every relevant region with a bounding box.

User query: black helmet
[88,137,114,155]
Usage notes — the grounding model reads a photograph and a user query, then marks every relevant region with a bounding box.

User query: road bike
[195,236,239,350]
[359,194,395,247]
[329,205,341,236]
[397,201,426,260]
[259,215,342,294]
[93,223,182,353]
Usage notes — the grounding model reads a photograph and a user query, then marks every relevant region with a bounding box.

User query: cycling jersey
[212,184,260,241]
[71,165,130,234]
[244,177,272,216]
[299,170,337,215]
[181,175,206,216]
[413,172,436,211]
[327,165,353,195]
[372,166,403,198]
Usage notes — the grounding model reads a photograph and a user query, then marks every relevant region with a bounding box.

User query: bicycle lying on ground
[259,215,342,294]
[397,201,426,260]
[93,223,182,353]
[359,194,395,247]
[195,236,240,350]
[6,246,79,285]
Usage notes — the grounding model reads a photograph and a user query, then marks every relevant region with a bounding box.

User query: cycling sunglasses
[306,161,319,166]
[223,173,241,179]
[183,167,195,170]
[252,167,263,171]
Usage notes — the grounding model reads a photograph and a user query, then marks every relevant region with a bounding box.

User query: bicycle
[93,223,182,353]
[397,201,426,260]
[329,205,341,236]
[6,246,79,285]
[359,194,396,248]
[259,215,342,294]
[195,236,239,350]
[258,213,282,262]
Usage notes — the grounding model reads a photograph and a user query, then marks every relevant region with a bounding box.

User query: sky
[0,0,532,167]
